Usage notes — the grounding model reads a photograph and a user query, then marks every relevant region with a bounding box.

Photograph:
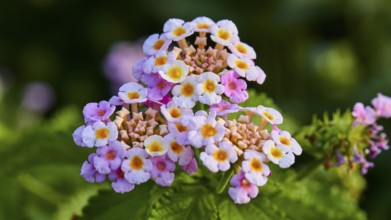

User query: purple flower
[83,101,115,124]
[181,157,198,174]
[109,169,135,193]
[73,125,86,147]
[80,153,106,183]
[93,141,126,174]
[121,148,152,184]
[352,103,376,125]
[150,155,176,186]
[228,171,259,204]
[220,70,248,104]
[334,151,346,166]
[371,93,391,118]
[353,147,374,174]
[209,100,239,116]
[141,72,173,101]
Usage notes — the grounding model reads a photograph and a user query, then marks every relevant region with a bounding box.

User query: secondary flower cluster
[335,93,390,174]
[73,17,301,204]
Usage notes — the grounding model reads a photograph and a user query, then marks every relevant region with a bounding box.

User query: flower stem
[216,168,235,194]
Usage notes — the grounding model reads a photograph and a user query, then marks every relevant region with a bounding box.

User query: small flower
[143,51,176,74]
[227,54,254,78]
[82,121,118,147]
[228,171,259,204]
[109,169,135,193]
[121,148,152,184]
[271,130,302,155]
[144,135,168,157]
[83,101,115,123]
[181,157,198,174]
[108,95,125,106]
[255,106,284,125]
[167,119,191,145]
[200,141,238,172]
[371,93,391,118]
[210,20,239,46]
[196,72,224,105]
[192,16,215,33]
[209,100,239,116]
[159,60,189,83]
[163,18,194,41]
[141,72,173,101]
[242,150,270,186]
[245,66,266,85]
[73,125,86,147]
[164,133,193,166]
[172,75,199,108]
[143,34,171,56]
[161,101,193,122]
[150,155,176,186]
[188,111,225,148]
[353,147,374,174]
[262,140,294,168]
[118,82,148,104]
[93,141,126,174]
[220,70,248,104]
[80,153,106,183]
[352,103,376,125]
[228,41,256,59]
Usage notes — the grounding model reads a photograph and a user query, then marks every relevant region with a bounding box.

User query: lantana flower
[150,155,176,186]
[83,101,115,123]
[228,171,259,204]
[93,141,126,174]
[271,130,302,156]
[163,133,193,166]
[143,34,171,56]
[82,121,118,147]
[227,54,254,78]
[200,141,238,172]
[121,148,152,184]
[141,72,173,101]
[118,82,148,104]
[188,111,225,148]
[262,140,294,168]
[109,169,135,193]
[210,20,239,46]
[163,18,194,41]
[352,103,376,125]
[144,135,168,157]
[196,72,224,105]
[242,150,270,186]
[159,60,189,83]
[172,75,199,108]
[221,70,248,104]
[228,41,256,59]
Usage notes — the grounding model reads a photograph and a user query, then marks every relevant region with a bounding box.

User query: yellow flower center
[153,39,164,50]
[203,80,216,93]
[170,141,184,154]
[173,27,186,37]
[250,158,263,172]
[147,141,164,153]
[167,66,183,81]
[236,43,248,54]
[270,147,283,159]
[217,29,230,40]
[155,56,167,66]
[197,23,210,29]
[263,112,274,121]
[279,137,291,146]
[181,83,194,97]
[235,60,249,70]
[201,124,217,138]
[169,108,181,118]
[95,128,109,140]
[130,155,144,170]
[175,123,188,132]
[213,150,228,162]
[127,92,140,100]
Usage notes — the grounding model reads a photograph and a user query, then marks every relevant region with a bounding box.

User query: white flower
[163,18,194,41]
[245,66,266,85]
[271,130,302,155]
[163,134,193,166]
[143,51,177,74]
[161,101,193,122]
[196,72,224,105]
[200,141,238,172]
[210,20,239,46]
[121,148,152,184]
[242,150,270,186]
[118,82,148,104]
[144,135,167,157]
[245,105,283,125]
[172,75,199,108]
[159,60,189,83]
[188,111,225,148]
[262,140,295,168]
[228,41,256,59]
[82,121,118,147]
[143,34,171,56]
[192,16,215,33]
[227,54,254,77]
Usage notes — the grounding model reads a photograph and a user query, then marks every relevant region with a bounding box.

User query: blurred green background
[1,0,391,219]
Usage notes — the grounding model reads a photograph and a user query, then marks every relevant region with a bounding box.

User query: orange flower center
[130,156,144,170]
[279,137,290,146]
[173,27,186,37]
[169,108,181,118]
[127,92,140,100]
[201,124,217,138]
[203,80,216,93]
[181,83,194,97]
[153,39,164,50]
[170,141,184,154]
[155,56,167,66]
[167,66,183,80]
[217,29,230,40]
[213,150,228,162]
[95,128,109,139]
[250,158,263,172]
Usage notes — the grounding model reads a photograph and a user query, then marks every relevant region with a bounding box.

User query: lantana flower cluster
[335,94,391,174]
[73,17,302,204]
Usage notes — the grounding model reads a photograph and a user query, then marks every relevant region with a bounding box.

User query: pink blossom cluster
[73,17,301,204]
[337,94,391,174]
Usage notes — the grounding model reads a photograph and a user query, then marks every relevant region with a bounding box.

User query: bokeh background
[1,0,390,219]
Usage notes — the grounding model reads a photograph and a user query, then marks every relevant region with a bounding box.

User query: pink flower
[141,73,173,102]
[181,157,198,174]
[150,155,176,186]
[228,171,259,204]
[352,103,376,125]
[220,70,248,104]
[371,93,391,118]
[109,169,135,193]
[209,100,239,116]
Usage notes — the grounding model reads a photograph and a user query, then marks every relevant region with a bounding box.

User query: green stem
[216,168,235,194]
